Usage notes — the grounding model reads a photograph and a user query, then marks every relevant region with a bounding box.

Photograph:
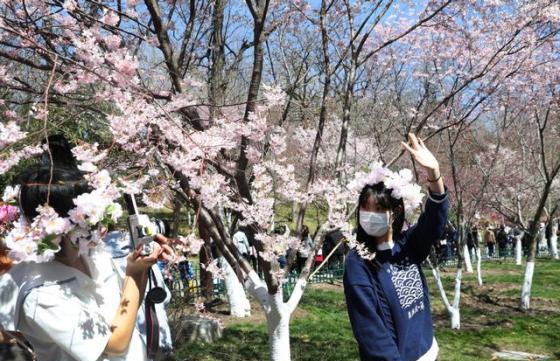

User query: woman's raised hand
[401,133,444,193]
[401,133,439,172]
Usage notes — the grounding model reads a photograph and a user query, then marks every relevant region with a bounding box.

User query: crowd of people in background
[433,217,560,264]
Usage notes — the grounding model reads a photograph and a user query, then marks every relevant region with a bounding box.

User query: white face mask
[359,210,391,237]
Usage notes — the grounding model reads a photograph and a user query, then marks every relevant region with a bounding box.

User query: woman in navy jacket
[344,133,448,361]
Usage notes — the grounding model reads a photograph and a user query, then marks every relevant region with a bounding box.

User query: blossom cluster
[0,121,26,149]
[347,161,425,214]
[3,168,123,263]
[0,204,19,237]
[0,145,44,176]
[174,234,205,256]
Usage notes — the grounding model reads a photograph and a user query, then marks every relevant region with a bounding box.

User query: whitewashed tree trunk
[515,236,523,265]
[451,267,462,329]
[267,291,291,361]
[475,248,483,286]
[520,261,535,310]
[244,272,307,361]
[430,263,462,329]
[550,221,558,259]
[463,244,473,273]
[550,235,558,259]
[220,257,251,317]
[537,228,547,254]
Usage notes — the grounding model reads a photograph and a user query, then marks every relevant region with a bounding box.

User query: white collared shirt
[3,249,147,361]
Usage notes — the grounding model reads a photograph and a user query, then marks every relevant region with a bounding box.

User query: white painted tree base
[267,296,291,361]
[220,257,251,317]
[520,261,535,310]
[244,271,308,361]
[430,263,462,329]
[550,236,558,259]
[475,248,483,286]
[515,238,523,265]
[463,244,473,273]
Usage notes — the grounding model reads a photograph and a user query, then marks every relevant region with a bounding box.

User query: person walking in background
[485,227,496,257]
[296,225,313,274]
[497,225,508,259]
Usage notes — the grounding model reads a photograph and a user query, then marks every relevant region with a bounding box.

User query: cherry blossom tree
[1,0,560,358]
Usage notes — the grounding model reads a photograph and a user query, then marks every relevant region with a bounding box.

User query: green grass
[274,202,330,234]
[172,287,360,361]
[171,259,560,361]
[429,258,560,299]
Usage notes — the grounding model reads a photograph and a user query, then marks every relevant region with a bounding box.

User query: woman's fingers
[401,141,415,155]
[408,133,420,149]
[159,244,174,261]
[146,242,162,260]
[153,234,170,245]
[130,243,161,265]
[129,248,141,260]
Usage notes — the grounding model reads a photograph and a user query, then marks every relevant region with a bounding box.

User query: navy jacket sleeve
[344,284,402,361]
[404,187,449,263]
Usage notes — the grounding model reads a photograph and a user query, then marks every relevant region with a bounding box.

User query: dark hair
[356,182,405,253]
[41,134,78,169]
[300,225,309,240]
[17,166,89,221]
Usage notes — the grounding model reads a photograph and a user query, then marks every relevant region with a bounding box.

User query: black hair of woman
[17,165,89,221]
[40,134,78,169]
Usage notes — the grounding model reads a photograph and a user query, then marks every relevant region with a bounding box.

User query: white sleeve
[0,273,18,330]
[22,288,112,361]
[232,232,241,247]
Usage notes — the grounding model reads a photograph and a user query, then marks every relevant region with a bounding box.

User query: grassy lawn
[171,259,560,361]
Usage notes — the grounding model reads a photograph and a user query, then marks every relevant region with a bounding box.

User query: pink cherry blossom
[103,11,120,27]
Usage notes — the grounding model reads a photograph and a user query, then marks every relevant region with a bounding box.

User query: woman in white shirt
[1,165,167,361]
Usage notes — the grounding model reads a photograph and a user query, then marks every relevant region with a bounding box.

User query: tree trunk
[549,221,558,259]
[537,227,547,255]
[334,58,356,182]
[294,0,332,233]
[198,222,214,301]
[519,176,555,309]
[209,0,226,120]
[550,235,558,260]
[520,260,535,310]
[475,248,483,286]
[451,267,462,329]
[267,291,291,361]
[430,263,461,329]
[171,198,182,238]
[463,244,473,273]
[515,234,523,265]
[219,256,251,317]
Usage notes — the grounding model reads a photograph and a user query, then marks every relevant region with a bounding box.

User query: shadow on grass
[172,260,560,361]
[171,289,359,361]
[172,327,268,361]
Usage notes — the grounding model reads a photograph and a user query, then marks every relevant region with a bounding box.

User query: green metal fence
[169,246,556,302]
[168,260,346,301]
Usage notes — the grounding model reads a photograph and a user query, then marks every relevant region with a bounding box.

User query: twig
[43,55,59,203]
[309,239,343,279]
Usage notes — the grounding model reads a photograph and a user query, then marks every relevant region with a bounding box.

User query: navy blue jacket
[344,190,449,361]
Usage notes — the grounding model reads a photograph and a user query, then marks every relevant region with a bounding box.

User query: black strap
[145,269,160,358]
